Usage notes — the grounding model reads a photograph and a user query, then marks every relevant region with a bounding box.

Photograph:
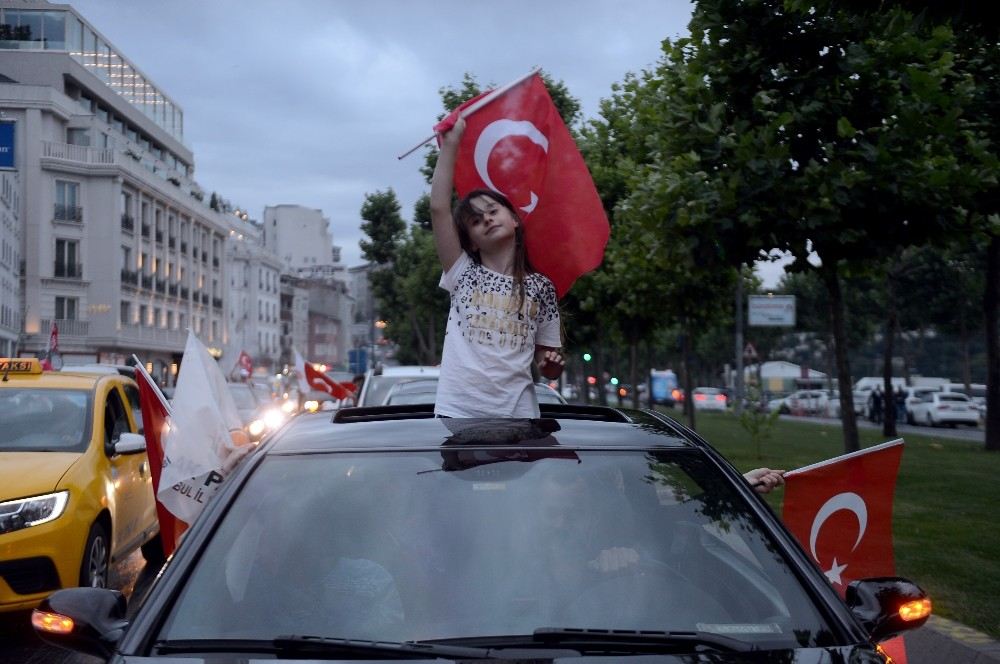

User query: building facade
[226,217,282,374]
[0,167,20,357]
[1,2,231,383]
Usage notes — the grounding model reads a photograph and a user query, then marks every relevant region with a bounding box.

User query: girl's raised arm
[430,118,466,271]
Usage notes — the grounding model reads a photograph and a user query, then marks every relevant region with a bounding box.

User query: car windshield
[0,388,91,452]
[364,374,436,406]
[158,447,831,649]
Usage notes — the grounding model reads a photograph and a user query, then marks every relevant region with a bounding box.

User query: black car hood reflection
[116,643,890,662]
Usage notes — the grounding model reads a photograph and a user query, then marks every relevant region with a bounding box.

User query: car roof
[265,405,693,455]
[0,361,113,390]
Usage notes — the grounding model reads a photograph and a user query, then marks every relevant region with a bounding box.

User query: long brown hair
[453,188,536,314]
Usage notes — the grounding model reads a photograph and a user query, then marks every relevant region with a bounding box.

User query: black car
[33,404,929,662]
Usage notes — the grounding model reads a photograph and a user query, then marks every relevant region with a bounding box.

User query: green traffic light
[582,353,592,362]
[610,377,619,385]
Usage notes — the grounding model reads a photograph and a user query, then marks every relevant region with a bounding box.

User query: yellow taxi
[0,358,161,612]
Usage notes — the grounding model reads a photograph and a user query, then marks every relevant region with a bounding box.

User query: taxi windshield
[0,389,91,452]
[158,450,832,650]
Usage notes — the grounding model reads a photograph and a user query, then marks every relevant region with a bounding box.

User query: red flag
[132,359,185,556]
[238,350,253,376]
[782,439,907,661]
[305,361,352,400]
[435,73,609,298]
[47,322,59,354]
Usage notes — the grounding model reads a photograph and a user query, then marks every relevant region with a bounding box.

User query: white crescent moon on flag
[808,491,868,563]
[473,119,548,214]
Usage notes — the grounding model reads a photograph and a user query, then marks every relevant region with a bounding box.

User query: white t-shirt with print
[435,252,561,418]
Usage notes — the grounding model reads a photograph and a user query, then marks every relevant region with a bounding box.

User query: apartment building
[227,217,282,373]
[0,2,231,383]
[0,166,20,356]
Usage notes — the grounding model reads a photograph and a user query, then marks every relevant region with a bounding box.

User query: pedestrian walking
[430,117,564,417]
[869,386,884,425]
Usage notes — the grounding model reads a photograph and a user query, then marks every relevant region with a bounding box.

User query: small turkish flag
[435,73,609,298]
[305,361,352,400]
[783,439,907,661]
[238,350,253,376]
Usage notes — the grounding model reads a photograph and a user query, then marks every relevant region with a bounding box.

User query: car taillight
[715,394,726,402]
[694,394,706,401]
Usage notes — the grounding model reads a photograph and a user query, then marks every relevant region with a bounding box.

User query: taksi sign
[748,295,796,327]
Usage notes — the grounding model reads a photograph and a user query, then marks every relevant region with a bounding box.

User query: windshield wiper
[533,627,754,653]
[423,628,753,655]
[155,635,495,659]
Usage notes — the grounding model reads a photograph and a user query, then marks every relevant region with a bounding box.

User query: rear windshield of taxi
[0,389,92,452]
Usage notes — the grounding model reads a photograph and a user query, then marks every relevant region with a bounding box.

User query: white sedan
[909,392,979,427]
[692,387,727,411]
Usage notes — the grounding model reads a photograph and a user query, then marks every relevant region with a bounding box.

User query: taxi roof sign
[0,358,43,376]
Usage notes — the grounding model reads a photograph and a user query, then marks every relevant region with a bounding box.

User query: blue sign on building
[0,122,14,170]
[348,348,368,374]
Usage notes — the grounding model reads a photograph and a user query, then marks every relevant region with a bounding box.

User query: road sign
[749,295,796,326]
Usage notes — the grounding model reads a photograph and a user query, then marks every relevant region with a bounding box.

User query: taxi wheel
[79,522,110,588]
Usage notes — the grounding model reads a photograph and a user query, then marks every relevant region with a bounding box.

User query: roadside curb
[907,615,1000,663]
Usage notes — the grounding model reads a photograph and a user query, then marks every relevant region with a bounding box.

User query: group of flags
[132,334,354,556]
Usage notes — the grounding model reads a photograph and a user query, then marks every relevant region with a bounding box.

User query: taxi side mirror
[846,577,931,642]
[32,587,128,659]
[115,432,147,455]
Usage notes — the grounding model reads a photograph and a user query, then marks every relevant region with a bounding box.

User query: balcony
[54,204,82,223]
[121,214,135,233]
[41,141,115,165]
[155,230,164,244]
[212,297,223,309]
[40,318,89,337]
[141,224,150,238]
[180,286,189,299]
[53,262,83,279]
[120,269,139,286]
[141,274,153,290]
[155,279,167,294]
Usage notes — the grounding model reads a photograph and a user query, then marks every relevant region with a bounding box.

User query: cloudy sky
[67,0,786,285]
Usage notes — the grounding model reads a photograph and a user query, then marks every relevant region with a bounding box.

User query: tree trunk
[984,236,1000,452]
[681,322,696,431]
[960,308,971,392]
[646,342,655,410]
[596,328,608,407]
[883,265,898,438]
[822,264,860,452]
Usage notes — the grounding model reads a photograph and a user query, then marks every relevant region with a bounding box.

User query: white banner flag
[293,348,312,395]
[158,331,249,522]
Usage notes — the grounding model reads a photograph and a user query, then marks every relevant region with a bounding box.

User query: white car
[770,390,832,416]
[356,365,441,407]
[692,387,727,411]
[909,391,980,427]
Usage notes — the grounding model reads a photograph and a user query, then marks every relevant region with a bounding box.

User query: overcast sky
[67,0,785,286]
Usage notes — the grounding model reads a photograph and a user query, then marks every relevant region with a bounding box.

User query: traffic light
[582,352,592,362]
[610,377,619,386]
[587,376,597,385]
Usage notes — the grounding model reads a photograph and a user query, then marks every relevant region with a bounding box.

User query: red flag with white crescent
[434,73,609,298]
[304,361,352,400]
[782,439,907,661]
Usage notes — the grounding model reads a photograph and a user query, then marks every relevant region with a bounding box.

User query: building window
[55,296,78,320]
[121,246,131,271]
[120,301,130,325]
[55,239,80,278]
[55,180,81,222]
[167,311,174,329]
[139,304,148,326]
[154,307,161,328]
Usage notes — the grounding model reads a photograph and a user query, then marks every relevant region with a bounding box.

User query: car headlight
[247,419,267,438]
[0,491,69,535]
[262,408,286,430]
[303,400,320,412]
[280,399,297,414]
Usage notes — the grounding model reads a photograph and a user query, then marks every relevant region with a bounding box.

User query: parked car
[0,358,161,613]
[692,386,727,411]
[909,391,980,428]
[34,403,930,662]
[768,390,832,416]
[901,387,941,425]
[356,365,440,407]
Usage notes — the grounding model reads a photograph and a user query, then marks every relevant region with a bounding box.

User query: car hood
[116,645,887,662]
[0,451,80,499]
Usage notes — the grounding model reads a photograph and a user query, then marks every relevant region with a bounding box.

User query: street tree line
[360,0,999,453]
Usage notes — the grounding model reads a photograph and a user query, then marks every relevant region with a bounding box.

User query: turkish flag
[132,359,185,557]
[238,350,253,376]
[434,74,609,298]
[783,439,907,661]
[305,361,353,400]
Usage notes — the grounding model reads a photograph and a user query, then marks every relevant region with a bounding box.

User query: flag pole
[397,67,541,160]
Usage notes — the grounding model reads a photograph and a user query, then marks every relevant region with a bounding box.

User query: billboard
[0,121,13,170]
[749,295,796,327]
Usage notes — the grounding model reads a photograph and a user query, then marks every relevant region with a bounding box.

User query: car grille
[0,557,61,595]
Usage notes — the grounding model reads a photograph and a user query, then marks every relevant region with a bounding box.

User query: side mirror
[115,432,147,455]
[846,577,932,642]
[32,587,128,659]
